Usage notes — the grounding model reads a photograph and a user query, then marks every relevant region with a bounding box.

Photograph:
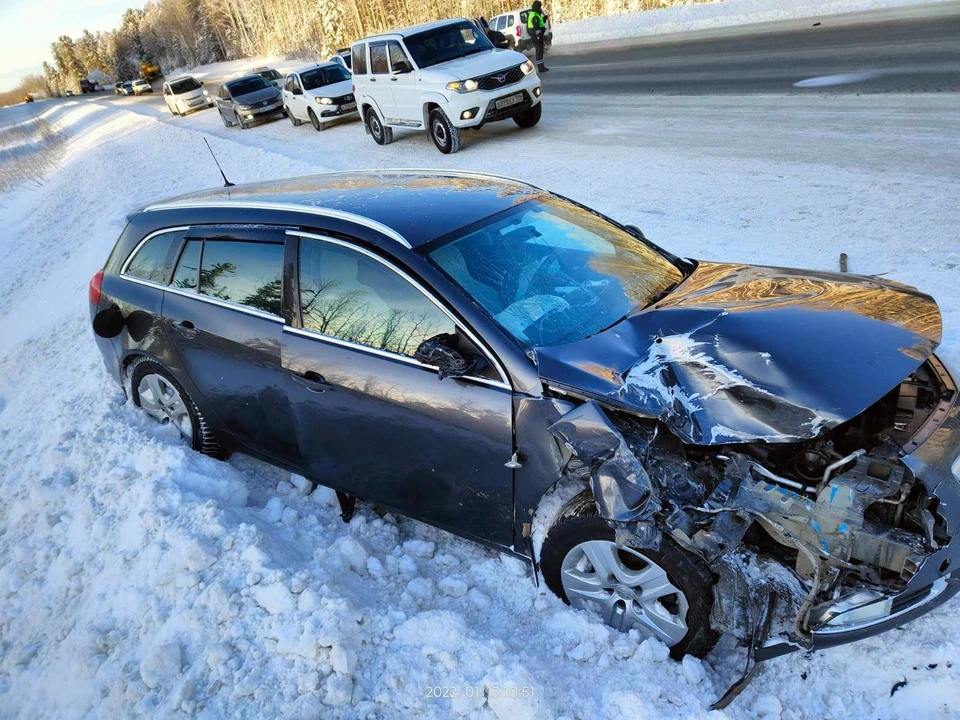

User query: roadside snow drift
[1,84,959,719]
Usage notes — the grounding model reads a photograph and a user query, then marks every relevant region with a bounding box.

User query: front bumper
[760,355,960,658]
[239,101,285,123]
[451,73,541,128]
[319,102,359,119]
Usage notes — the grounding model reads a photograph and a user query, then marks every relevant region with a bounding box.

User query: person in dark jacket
[527,1,549,72]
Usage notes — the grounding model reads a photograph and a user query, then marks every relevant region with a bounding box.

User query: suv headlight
[520,60,535,75]
[316,97,334,105]
[446,79,479,93]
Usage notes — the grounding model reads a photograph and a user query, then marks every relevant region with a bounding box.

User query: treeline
[35,0,707,98]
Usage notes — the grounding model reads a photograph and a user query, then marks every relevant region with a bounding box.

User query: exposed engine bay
[547,356,956,651]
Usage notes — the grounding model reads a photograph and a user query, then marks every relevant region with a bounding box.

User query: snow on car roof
[356,18,469,42]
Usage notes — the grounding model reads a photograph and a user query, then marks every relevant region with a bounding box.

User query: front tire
[308,108,325,131]
[540,492,717,659]
[366,108,393,145]
[513,102,542,129]
[219,109,232,128]
[428,108,461,154]
[129,358,221,458]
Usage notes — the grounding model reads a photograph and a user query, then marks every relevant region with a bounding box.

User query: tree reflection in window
[299,239,454,358]
[198,241,283,316]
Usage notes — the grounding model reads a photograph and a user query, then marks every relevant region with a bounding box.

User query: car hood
[428,49,526,79]
[235,87,280,105]
[535,261,942,445]
[174,88,204,100]
[306,79,354,99]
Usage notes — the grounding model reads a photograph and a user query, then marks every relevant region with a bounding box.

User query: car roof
[144,170,544,248]
[168,76,197,83]
[292,62,338,74]
[357,18,470,42]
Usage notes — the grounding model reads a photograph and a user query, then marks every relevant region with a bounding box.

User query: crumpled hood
[536,262,942,445]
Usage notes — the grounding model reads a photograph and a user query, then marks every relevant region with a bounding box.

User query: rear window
[352,44,367,75]
[169,78,201,94]
[125,230,185,284]
[199,241,283,316]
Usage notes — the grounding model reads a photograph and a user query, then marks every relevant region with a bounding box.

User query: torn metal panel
[535,261,942,445]
[548,401,661,522]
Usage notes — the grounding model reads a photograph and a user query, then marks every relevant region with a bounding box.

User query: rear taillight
[89,270,104,306]
[516,25,521,37]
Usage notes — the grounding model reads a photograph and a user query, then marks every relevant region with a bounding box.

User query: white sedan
[281,62,358,132]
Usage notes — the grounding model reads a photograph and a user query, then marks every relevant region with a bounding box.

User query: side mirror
[492,32,510,49]
[199,80,204,85]
[625,224,649,241]
[292,87,303,95]
[392,61,413,75]
[414,334,477,380]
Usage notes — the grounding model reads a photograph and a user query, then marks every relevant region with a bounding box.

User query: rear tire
[539,491,718,659]
[428,108,460,154]
[513,102,542,129]
[367,108,393,145]
[129,357,222,458]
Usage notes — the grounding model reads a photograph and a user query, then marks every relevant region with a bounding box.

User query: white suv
[352,18,542,154]
[489,8,553,52]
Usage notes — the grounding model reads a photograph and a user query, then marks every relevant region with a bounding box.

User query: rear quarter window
[199,240,283,316]
[352,44,368,75]
[124,229,186,284]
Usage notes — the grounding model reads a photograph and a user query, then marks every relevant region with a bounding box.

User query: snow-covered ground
[554,0,958,46]
[0,86,959,719]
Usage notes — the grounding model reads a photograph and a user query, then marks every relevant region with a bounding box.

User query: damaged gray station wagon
[90,171,960,693]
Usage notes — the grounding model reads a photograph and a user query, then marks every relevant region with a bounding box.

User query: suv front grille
[475,65,524,92]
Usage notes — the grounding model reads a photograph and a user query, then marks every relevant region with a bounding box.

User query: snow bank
[554,0,957,46]
[0,83,958,718]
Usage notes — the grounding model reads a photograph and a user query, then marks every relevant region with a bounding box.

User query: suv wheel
[539,492,718,659]
[288,106,302,126]
[308,108,325,131]
[129,357,222,458]
[513,102,542,129]
[367,109,393,145]
[428,108,461,154]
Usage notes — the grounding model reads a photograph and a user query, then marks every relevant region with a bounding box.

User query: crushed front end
[549,354,960,656]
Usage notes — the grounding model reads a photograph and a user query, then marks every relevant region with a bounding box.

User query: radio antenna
[203,136,234,187]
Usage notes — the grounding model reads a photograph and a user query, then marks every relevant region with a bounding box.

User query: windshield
[404,21,493,69]
[428,198,684,347]
[301,65,351,91]
[227,76,269,96]
[169,78,201,93]
[257,69,281,81]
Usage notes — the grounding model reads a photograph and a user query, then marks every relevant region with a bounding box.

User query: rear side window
[299,239,454,358]
[171,240,201,290]
[199,240,283,316]
[125,229,185,284]
[370,43,389,75]
[352,44,367,75]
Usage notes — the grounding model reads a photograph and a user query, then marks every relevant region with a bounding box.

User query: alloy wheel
[137,373,193,440]
[560,540,689,645]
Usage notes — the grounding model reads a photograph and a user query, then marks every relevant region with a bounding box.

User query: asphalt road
[543,13,960,94]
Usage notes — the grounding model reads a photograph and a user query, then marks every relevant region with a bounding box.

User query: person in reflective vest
[527,1,549,72]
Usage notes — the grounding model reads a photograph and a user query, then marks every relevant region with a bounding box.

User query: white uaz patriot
[351,18,543,154]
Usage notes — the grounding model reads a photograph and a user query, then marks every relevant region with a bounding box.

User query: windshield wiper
[644,281,680,309]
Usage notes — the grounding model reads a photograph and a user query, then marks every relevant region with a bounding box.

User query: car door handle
[172,319,199,338]
[293,371,334,393]
[390,77,398,82]
[370,78,376,82]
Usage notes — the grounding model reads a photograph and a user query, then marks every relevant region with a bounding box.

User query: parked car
[489,8,553,52]
[24,94,34,103]
[215,75,285,129]
[352,18,542,154]
[328,49,352,71]
[80,78,102,93]
[115,82,129,95]
[132,79,153,96]
[251,66,283,89]
[65,89,75,97]
[163,76,214,116]
[89,169,960,666]
[281,62,357,131]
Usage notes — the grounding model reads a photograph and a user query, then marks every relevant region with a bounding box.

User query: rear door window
[171,239,201,290]
[199,240,283,316]
[125,229,185,284]
[352,44,368,75]
[298,238,454,358]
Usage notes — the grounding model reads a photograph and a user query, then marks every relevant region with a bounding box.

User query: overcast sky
[0,0,133,91]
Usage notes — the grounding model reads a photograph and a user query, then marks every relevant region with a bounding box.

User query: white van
[351,18,542,154]
[163,76,214,116]
[488,8,553,52]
